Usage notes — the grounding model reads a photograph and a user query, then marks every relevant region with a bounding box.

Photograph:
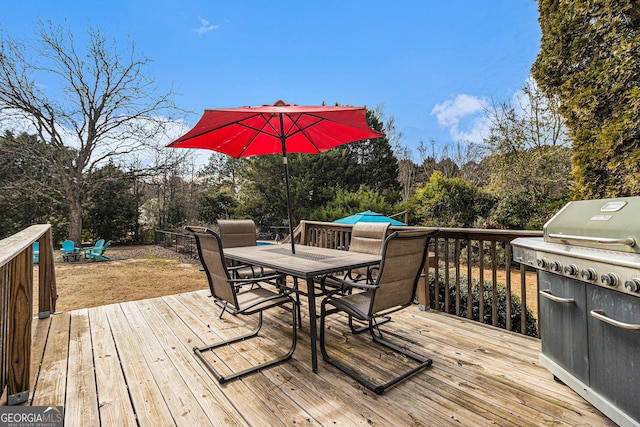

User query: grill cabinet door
[587,286,640,422]
[538,271,589,384]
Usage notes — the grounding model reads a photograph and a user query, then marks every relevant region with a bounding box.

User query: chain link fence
[154,230,197,259]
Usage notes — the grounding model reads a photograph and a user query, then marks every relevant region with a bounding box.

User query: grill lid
[544,196,640,254]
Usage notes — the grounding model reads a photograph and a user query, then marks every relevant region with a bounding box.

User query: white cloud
[431,94,489,143]
[194,17,219,36]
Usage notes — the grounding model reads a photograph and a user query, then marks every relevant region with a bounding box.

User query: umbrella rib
[285,113,324,138]
[284,114,327,152]
[235,113,280,157]
[172,112,264,143]
[259,113,282,136]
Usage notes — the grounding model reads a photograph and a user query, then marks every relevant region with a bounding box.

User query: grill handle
[590,309,640,331]
[539,289,575,304]
[547,233,636,247]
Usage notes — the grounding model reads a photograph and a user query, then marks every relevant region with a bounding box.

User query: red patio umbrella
[168,100,384,253]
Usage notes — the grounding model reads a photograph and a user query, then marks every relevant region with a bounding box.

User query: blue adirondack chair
[61,239,81,262]
[33,242,39,264]
[85,240,111,261]
[83,239,105,259]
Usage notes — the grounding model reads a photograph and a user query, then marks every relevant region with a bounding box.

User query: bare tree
[483,78,570,200]
[417,138,484,183]
[0,21,180,244]
[375,105,416,201]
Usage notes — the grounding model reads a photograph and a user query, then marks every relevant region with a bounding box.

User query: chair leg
[368,325,432,393]
[292,277,302,326]
[348,315,391,334]
[194,301,298,384]
[320,300,431,395]
[274,276,302,327]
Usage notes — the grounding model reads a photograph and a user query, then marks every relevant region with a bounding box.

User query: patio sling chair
[217,219,277,279]
[317,222,390,295]
[186,226,298,384]
[319,228,438,395]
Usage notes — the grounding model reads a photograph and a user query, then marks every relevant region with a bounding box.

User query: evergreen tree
[532,0,640,198]
[412,172,495,228]
[84,162,139,242]
[312,185,393,222]
[0,131,67,241]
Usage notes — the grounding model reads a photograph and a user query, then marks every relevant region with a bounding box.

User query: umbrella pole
[279,116,296,254]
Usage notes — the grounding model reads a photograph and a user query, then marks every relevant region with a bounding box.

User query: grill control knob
[580,268,597,281]
[564,264,578,276]
[601,273,619,287]
[537,258,548,268]
[624,279,640,293]
[550,261,562,272]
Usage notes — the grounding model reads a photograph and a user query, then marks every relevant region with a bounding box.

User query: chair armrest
[238,291,295,314]
[227,273,286,286]
[320,275,378,291]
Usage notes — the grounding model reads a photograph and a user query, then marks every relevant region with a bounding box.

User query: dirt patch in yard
[35,245,207,314]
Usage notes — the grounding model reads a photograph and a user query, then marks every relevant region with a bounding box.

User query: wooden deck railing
[0,225,57,405]
[154,221,542,336]
[294,220,542,336]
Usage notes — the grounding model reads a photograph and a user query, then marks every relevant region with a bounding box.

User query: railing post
[7,249,32,405]
[38,228,57,317]
[416,264,428,307]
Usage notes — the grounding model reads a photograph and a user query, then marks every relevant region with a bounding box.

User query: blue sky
[0,0,541,162]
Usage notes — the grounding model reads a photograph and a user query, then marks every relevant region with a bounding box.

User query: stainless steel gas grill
[512,197,640,427]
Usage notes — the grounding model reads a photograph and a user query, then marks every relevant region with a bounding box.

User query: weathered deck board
[90,306,137,427]
[65,309,99,426]
[21,289,615,426]
[31,311,69,406]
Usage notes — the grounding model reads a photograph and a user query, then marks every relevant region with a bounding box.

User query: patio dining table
[223,244,381,372]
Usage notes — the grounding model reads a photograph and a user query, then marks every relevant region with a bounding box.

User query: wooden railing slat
[491,242,498,327]
[479,240,485,324]
[505,243,513,331]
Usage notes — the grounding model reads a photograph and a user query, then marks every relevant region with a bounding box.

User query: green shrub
[428,274,538,337]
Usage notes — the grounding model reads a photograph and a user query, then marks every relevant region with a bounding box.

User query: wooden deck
[20,289,614,426]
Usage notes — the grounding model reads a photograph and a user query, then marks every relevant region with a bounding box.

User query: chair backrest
[217,219,258,248]
[186,226,237,308]
[348,222,391,255]
[100,240,111,254]
[87,239,106,255]
[371,229,438,314]
[61,240,75,253]
[347,222,390,278]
